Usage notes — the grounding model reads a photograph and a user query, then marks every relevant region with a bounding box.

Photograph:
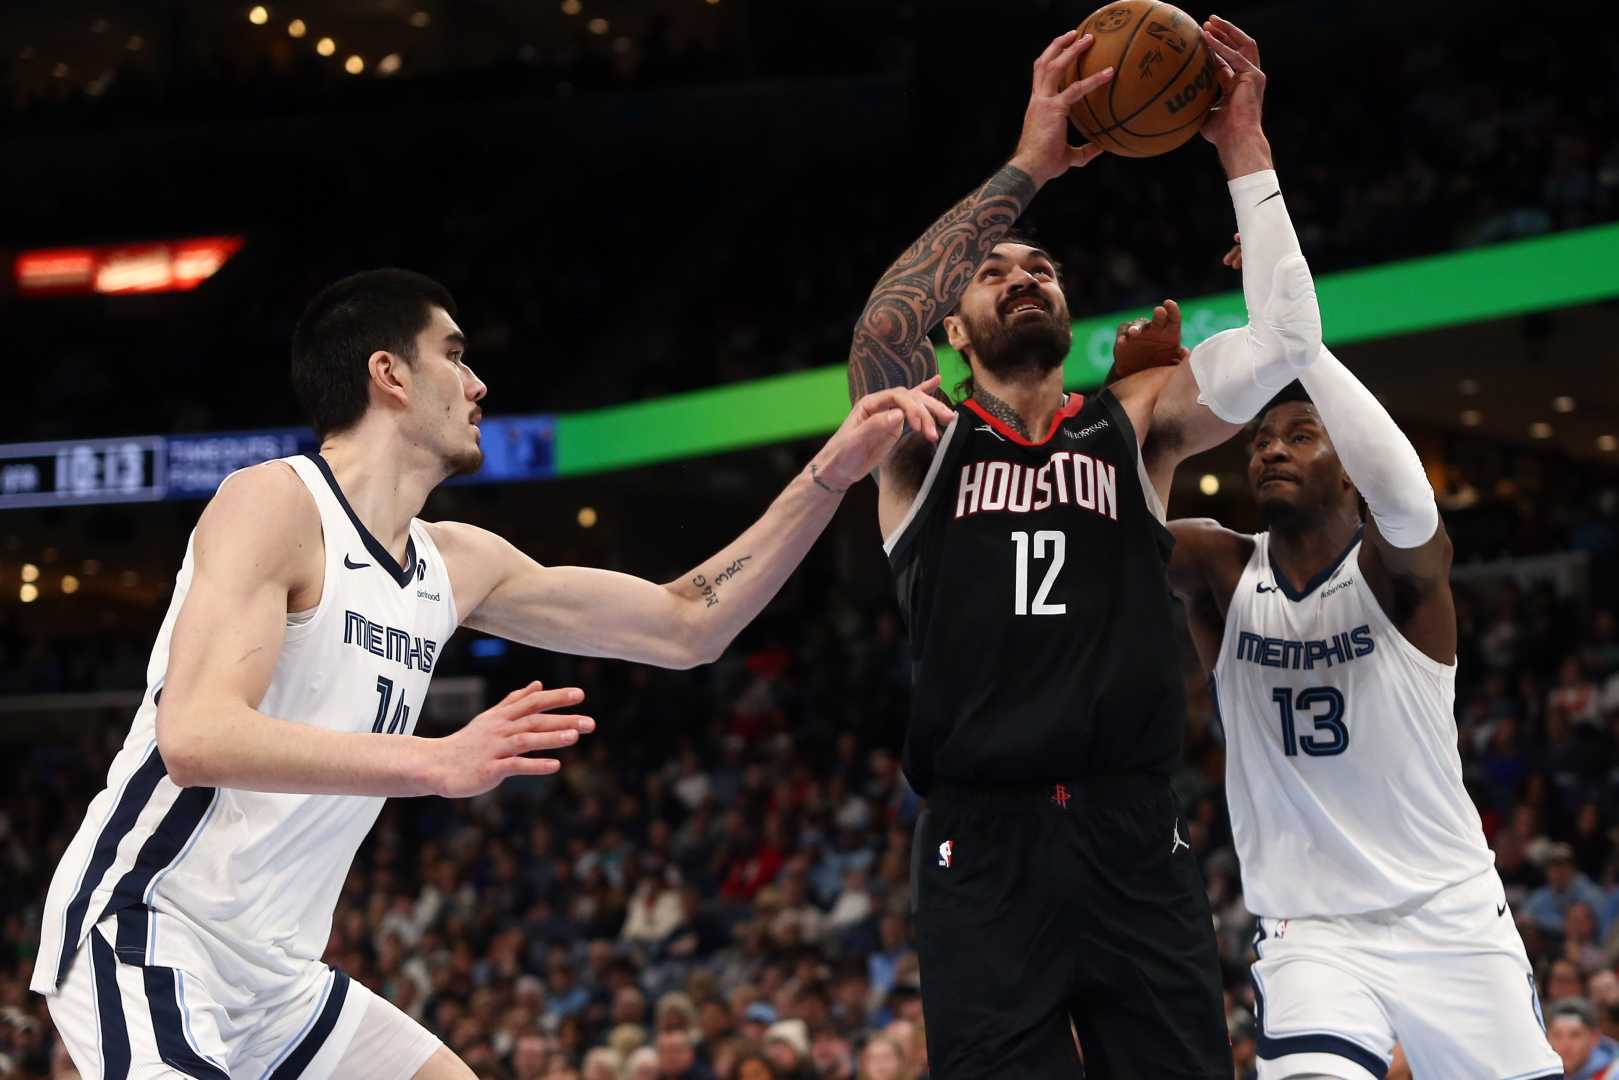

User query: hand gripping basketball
[1198,15,1266,149]
[432,682,594,797]
[1010,30,1116,186]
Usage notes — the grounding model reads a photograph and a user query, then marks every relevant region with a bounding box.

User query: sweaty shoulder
[193,461,323,597]
[1165,517,1255,600]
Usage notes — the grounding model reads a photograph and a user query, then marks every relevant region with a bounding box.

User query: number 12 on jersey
[1011,530,1066,615]
[1271,686,1348,757]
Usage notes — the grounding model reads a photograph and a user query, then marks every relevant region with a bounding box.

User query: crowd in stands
[0,557,1617,1077]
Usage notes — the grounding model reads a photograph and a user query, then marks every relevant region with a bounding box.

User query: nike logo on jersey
[1256,582,1277,593]
[344,555,371,570]
[1497,901,1507,917]
[974,424,1007,442]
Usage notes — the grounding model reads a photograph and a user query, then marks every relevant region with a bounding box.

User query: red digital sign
[15,236,244,297]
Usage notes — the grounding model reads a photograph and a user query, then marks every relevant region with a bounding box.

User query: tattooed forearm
[847,164,1038,402]
[692,555,753,608]
[971,387,1034,439]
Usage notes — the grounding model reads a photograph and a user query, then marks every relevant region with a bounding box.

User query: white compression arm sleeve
[1299,347,1439,549]
[1189,170,1322,423]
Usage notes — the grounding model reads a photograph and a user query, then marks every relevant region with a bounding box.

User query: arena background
[2,0,1617,1076]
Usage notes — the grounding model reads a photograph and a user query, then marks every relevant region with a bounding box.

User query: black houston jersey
[886,390,1186,795]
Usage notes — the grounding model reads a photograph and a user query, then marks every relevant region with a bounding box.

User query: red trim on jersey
[962,393,1086,447]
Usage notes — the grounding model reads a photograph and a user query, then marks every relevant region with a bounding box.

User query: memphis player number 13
[1011,530,1066,616]
[1271,686,1348,757]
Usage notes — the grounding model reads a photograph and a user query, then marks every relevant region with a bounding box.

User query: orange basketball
[1063,1,1218,158]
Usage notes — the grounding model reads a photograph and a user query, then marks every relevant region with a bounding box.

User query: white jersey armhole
[410,519,462,627]
[1212,532,1265,680]
[882,417,959,556]
[1350,557,1456,680]
[271,458,340,642]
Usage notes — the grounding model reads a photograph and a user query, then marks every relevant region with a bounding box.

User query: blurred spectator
[1548,998,1619,1080]
[1530,845,1608,938]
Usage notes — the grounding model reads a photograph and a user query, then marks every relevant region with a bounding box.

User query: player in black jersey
[847,18,1326,1079]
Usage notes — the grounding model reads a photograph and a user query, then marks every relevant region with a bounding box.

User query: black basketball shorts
[911,775,1230,1079]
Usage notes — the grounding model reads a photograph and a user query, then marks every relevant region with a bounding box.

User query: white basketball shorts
[44,907,440,1079]
[1250,868,1562,1080]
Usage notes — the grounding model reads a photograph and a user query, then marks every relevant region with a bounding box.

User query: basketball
[1064,1,1219,158]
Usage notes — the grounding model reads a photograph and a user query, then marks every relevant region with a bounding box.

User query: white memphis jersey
[33,454,459,1003]
[1214,529,1491,919]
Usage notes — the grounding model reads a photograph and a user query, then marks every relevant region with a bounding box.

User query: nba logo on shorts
[938,840,953,868]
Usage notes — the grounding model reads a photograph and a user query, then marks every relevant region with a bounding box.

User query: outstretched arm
[1113,16,1323,503]
[448,382,955,669]
[846,28,1115,404]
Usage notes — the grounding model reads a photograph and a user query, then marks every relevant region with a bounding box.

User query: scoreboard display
[0,437,166,509]
[0,417,556,510]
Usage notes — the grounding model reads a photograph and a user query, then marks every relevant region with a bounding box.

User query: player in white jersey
[32,268,955,1080]
[1152,29,1561,1066]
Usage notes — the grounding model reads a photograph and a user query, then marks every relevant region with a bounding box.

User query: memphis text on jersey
[344,609,439,672]
[1235,625,1374,671]
[953,451,1118,521]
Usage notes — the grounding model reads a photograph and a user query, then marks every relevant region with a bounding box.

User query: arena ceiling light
[13,236,245,297]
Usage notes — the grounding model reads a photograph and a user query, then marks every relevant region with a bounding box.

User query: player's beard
[446,443,483,477]
[962,304,1072,382]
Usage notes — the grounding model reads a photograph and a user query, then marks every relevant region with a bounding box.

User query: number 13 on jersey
[1011,530,1066,616]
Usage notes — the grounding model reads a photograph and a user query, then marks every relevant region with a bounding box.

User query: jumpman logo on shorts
[1171,819,1190,854]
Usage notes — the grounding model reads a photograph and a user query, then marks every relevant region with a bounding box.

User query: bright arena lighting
[1198,474,1219,496]
[287,18,306,38]
[61,575,80,595]
[1599,435,1618,453]
[249,6,270,26]
[344,54,364,74]
[20,563,39,583]
[377,53,402,75]
[315,36,336,56]
[588,17,609,34]
[561,0,582,13]
[19,584,37,603]
[577,506,598,528]
[1529,422,1554,440]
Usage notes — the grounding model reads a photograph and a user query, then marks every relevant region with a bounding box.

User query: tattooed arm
[431,383,954,669]
[854,29,1114,523]
[847,164,1038,404]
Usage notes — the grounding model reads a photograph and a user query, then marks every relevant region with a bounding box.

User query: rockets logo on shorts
[938,840,953,868]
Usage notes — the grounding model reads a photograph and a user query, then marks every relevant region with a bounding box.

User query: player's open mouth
[1003,298,1047,318]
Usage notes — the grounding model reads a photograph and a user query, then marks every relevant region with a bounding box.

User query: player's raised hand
[811,375,957,491]
[1113,299,1190,378]
[1010,30,1114,186]
[1199,16,1266,151]
[432,681,594,797]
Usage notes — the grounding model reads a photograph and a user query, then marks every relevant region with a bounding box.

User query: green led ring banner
[555,222,1619,477]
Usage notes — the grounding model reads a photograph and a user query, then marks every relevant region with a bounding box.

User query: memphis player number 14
[1011,530,1066,616]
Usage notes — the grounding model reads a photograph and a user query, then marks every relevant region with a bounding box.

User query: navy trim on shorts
[143,965,230,1079]
[55,747,167,986]
[268,970,352,1079]
[89,929,131,1080]
[1252,963,1388,1078]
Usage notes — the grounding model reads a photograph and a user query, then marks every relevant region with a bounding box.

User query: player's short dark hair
[290,269,458,440]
